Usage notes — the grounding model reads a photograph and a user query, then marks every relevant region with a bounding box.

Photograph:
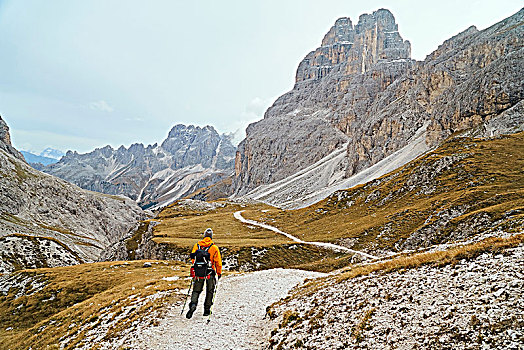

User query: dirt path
[126,269,325,349]
[234,210,377,259]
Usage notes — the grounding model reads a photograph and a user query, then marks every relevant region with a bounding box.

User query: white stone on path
[127,269,325,350]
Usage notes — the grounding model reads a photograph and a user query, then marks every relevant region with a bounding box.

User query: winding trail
[124,211,375,349]
[234,210,378,259]
[127,269,325,349]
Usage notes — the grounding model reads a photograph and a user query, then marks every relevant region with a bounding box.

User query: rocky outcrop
[233,8,524,207]
[269,243,524,349]
[0,117,144,273]
[0,115,24,162]
[40,124,236,209]
[296,9,411,82]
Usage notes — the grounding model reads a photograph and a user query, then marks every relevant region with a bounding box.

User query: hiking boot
[203,308,211,316]
[186,304,197,319]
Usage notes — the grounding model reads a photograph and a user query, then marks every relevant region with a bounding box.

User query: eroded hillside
[242,132,524,256]
[0,116,144,273]
[267,234,524,349]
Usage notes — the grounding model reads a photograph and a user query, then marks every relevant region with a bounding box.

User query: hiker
[186,228,222,319]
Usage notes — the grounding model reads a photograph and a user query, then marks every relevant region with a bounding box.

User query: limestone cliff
[0,115,24,162]
[296,9,411,82]
[233,8,524,208]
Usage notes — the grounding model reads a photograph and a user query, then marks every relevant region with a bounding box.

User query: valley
[0,5,523,350]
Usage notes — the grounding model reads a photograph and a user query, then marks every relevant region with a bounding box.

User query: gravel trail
[234,210,377,259]
[128,269,325,349]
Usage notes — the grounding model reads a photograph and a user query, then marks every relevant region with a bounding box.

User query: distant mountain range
[21,148,64,165]
[37,125,236,209]
[40,147,65,160]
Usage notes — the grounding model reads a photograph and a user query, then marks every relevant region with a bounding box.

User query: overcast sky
[0,0,522,153]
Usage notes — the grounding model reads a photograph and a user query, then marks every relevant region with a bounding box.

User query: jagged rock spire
[296,8,411,82]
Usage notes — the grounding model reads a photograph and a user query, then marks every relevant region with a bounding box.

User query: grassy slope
[152,201,348,271]
[277,232,524,305]
[154,201,290,248]
[185,176,233,201]
[242,133,524,253]
[0,260,187,350]
[266,233,524,348]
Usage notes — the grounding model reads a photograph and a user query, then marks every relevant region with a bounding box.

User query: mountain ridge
[233,8,524,208]
[39,124,236,209]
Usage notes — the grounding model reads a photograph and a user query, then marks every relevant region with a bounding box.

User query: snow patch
[161,276,180,282]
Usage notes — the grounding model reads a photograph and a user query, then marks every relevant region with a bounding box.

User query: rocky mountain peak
[99,145,115,158]
[40,123,236,209]
[321,17,354,46]
[296,8,411,82]
[165,124,215,139]
[0,115,25,162]
[234,8,523,207]
[0,116,12,147]
[355,8,397,33]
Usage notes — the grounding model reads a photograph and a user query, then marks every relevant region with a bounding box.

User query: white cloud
[246,96,274,116]
[230,119,259,146]
[125,116,145,122]
[89,100,114,112]
[11,129,108,154]
[228,96,276,145]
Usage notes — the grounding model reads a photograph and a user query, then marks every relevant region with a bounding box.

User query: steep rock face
[296,9,410,82]
[422,16,524,146]
[41,125,236,209]
[234,8,416,196]
[0,116,24,161]
[234,8,524,207]
[0,117,144,273]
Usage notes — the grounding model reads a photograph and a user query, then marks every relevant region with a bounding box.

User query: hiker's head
[204,228,213,239]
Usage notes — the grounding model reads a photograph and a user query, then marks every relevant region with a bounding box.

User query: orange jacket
[191,237,222,275]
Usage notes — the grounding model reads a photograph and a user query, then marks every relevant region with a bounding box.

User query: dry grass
[270,233,524,314]
[151,200,349,271]
[351,307,376,342]
[243,133,524,252]
[0,213,30,226]
[0,260,188,350]
[336,233,524,282]
[154,201,292,248]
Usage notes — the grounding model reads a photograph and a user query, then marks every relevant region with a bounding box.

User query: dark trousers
[190,276,216,310]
